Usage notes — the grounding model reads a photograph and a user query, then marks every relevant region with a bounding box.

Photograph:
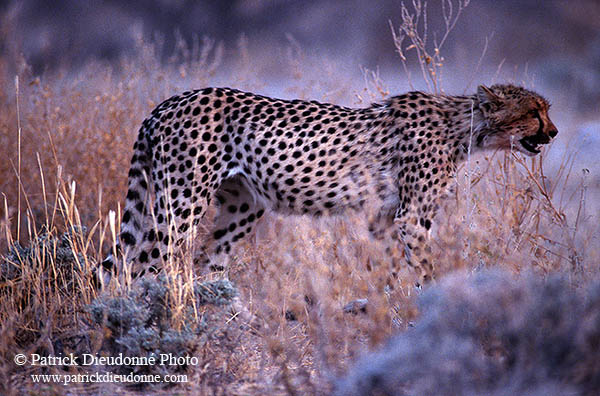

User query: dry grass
[1,1,598,394]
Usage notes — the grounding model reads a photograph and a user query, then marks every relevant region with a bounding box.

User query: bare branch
[391,0,470,93]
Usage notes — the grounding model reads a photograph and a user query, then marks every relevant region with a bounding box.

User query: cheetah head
[476,84,558,156]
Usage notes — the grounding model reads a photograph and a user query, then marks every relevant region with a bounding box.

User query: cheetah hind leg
[200,175,266,272]
[116,182,212,280]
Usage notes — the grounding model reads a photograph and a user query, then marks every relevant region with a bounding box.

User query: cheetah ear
[477,85,500,105]
[477,85,503,115]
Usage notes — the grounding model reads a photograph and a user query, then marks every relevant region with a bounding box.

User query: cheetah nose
[549,129,558,138]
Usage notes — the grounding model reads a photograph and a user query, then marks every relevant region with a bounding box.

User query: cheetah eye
[528,109,539,117]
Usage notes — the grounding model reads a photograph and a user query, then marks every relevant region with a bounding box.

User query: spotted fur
[101,84,557,284]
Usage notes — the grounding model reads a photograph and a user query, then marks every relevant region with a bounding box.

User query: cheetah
[100,84,557,285]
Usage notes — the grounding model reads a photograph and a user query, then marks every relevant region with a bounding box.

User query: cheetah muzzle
[98,83,557,287]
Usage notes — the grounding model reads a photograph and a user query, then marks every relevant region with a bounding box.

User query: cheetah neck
[372,91,491,179]
[402,92,489,165]
[440,93,489,164]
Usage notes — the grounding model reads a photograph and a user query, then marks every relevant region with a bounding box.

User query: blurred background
[1,0,598,192]
[2,0,598,104]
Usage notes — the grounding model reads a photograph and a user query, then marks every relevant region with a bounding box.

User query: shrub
[87,276,238,378]
[336,270,600,396]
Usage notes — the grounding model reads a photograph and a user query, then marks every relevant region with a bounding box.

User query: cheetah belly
[227,146,399,218]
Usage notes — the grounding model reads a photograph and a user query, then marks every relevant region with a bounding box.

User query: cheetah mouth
[519,137,541,154]
[518,113,553,155]
[519,133,551,155]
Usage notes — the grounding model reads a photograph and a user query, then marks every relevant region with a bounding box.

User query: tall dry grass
[0,1,598,394]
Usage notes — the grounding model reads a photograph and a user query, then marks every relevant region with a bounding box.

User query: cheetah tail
[99,128,152,283]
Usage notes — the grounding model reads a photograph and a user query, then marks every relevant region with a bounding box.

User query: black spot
[126,190,140,201]
[285,310,297,321]
[101,258,114,271]
[128,168,142,178]
[214,229,227,240]
[424,219,432,230]
[121,232,136,246]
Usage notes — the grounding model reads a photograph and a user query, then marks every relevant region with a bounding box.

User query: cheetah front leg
[394,214,435,285]
[344,210,433,314]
